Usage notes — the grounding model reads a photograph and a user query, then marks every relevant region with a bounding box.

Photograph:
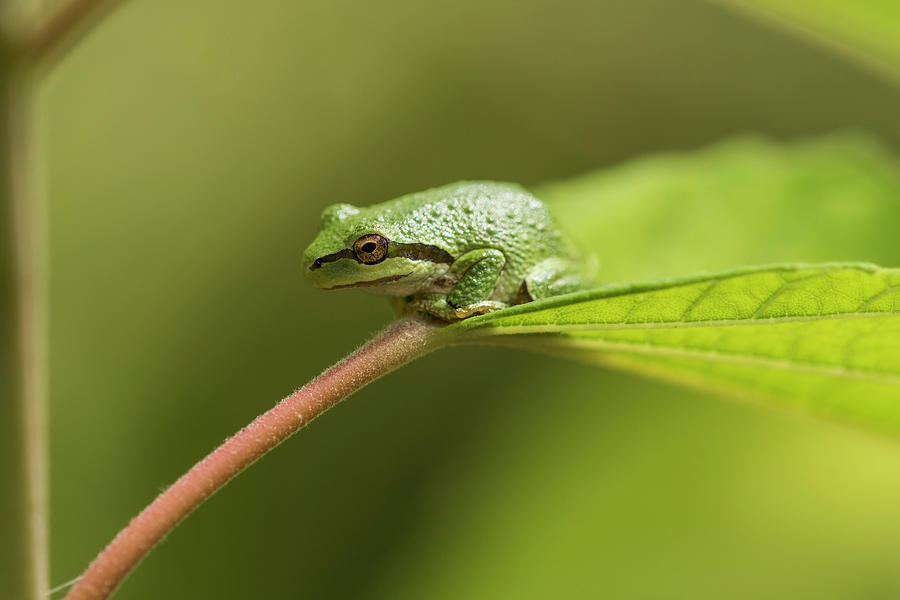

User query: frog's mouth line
[324,272,413,290]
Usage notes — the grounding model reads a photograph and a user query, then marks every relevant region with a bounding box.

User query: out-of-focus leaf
[714,0,900,82]
[451,263,900,436]
[538,135,900,283]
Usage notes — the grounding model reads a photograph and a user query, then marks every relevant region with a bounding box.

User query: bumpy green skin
[303,181,592,321]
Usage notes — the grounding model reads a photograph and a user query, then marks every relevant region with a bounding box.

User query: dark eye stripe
[309,241,454,270]
[309,248,356,270]
[389,242,454,264]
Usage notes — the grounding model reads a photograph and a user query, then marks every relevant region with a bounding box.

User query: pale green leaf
[537,135,900,284]
[714,0,900,84]
[450,263,900,435]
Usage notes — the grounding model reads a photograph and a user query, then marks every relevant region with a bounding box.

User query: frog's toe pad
[454,301,507,319]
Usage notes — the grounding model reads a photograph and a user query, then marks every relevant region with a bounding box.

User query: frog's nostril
[309,258,323,271]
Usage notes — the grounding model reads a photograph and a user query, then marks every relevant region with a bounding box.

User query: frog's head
[303,203,453,296]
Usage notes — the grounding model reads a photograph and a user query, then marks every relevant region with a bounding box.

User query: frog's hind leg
[521,258,589,303]
[446,248,509,318]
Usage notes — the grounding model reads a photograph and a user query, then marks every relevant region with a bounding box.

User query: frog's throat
[324,272,413,290]
[309,242,453,271]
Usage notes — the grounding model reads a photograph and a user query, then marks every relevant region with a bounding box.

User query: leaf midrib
[452,262,890,329]
[468,310,896,334]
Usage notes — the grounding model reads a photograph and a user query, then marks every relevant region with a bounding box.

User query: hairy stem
[0,47,49,600]
[63,318,445,600]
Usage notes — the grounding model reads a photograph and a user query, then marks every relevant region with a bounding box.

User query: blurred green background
[43,0,900,598]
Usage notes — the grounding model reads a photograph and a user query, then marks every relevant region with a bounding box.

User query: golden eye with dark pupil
[353,234,388,264]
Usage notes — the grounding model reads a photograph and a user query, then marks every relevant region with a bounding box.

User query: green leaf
[461,135,900,437]
[450,263,900,436]
[714,0,900,84]
[537,135,900,284]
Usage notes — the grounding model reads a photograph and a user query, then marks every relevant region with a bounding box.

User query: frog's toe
[454,301,507,319]
[525,258,592,301]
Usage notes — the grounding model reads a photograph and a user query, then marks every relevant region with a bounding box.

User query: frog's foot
[399,295,506,322]
[524,258,592,301]
[453,300,507,320]
[399,294,459,322]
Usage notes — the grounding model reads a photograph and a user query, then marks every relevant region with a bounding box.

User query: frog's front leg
[446,248,508,319]
[400,248,508,321]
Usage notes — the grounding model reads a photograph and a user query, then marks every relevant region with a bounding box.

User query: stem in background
[0,0,132,596]
[23,0,125,68]
[0,0,179,597]
[0,49,49,600]
[63,318,445,600]
[0,0,141,596]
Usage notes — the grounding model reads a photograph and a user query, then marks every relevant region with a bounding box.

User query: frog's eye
[353,234,389,264]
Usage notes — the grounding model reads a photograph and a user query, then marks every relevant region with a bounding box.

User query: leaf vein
[750,272,825,318]
[858,284,900,312]
[681,281,719,320]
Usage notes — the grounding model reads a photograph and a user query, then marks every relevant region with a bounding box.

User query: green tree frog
[303,181,592,321]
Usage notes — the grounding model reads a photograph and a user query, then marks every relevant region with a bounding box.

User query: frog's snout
[303,259,325,288]
[301,244,323,273]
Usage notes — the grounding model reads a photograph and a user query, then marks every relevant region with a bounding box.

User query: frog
[302,181,593,322]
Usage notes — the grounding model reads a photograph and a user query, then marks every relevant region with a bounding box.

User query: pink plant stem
[63,318,444,600]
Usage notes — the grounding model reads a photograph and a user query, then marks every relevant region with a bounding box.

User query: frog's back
[374,181,577,300]
[380,181,571,256]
